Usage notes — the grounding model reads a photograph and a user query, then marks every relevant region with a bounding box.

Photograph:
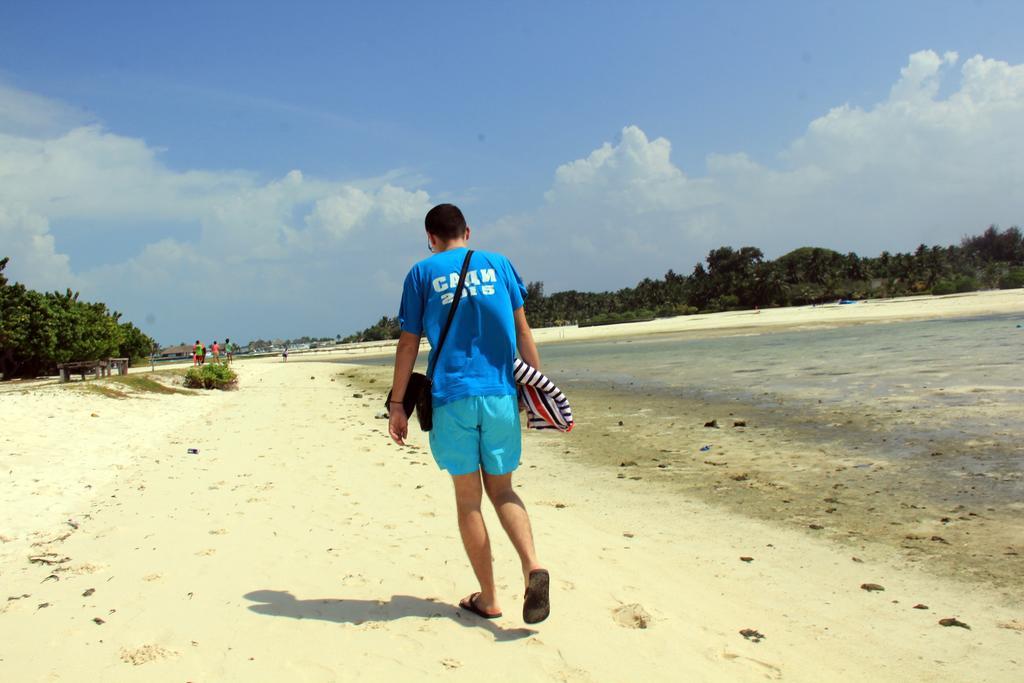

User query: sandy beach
[2,292,1023,681]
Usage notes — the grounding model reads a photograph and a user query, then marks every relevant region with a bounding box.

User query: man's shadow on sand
[243,590,535,642]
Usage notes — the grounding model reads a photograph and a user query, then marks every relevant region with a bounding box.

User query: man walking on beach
[388,203,550,624]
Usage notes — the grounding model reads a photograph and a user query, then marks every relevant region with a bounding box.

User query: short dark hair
[424,203,467,240]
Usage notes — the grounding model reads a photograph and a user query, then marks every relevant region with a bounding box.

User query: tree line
[340,225,1023,340]
[0,257,156,380]
[526,226,1024,326]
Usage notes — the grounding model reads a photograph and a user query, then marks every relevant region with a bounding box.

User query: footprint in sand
[61,562,103,575]
[195,548,217,556]
[142,573,162,582]
[120,644,177,665]
[719,652,782,680]
[441,658,462,669]
[612,603,652,629]
[208,529,228,535]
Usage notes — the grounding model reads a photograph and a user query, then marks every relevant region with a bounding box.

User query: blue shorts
[429,394,522,476]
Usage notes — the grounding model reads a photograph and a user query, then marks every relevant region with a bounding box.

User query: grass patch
[78,383,131,399]
[69,370,192,399]
[108,374,189,395]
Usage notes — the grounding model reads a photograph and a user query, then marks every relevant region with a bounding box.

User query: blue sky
[1,1,1023,344]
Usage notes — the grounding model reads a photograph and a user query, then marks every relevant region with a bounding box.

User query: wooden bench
[57,360,107,382]
[57,358,129,382]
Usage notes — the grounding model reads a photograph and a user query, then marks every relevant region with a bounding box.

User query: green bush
[999,267,1024,289]
[954,275,980,293]
[706,294,741,312]
[933,276,979,295]
[184,363,238,390]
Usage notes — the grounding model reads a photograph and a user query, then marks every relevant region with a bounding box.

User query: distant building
[156,344,193,361]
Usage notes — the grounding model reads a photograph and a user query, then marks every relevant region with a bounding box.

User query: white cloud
[304,184,430,241]
[0,82,95,138]
[0,206,77,291]
[0,84,431,341]
[496,50,1024,292]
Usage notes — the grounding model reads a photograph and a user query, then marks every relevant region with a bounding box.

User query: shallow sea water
[548,315,1022,457]
[542,314,1023,427]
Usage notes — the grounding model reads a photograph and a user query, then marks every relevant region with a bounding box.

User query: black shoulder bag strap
[427,249,474,380]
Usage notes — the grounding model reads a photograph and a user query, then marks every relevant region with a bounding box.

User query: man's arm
[514,307,541,369]
[388,331,421,445]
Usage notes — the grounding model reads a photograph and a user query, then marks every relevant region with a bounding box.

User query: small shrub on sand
[999,267,1024,290]
[184,364,238,390]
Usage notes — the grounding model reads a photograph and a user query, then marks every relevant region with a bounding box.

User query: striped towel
[513,359,574,432]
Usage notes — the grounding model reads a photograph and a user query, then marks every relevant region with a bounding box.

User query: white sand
[528,288,1024,345]
[1,346,1022,681]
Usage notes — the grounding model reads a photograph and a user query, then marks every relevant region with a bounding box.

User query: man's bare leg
[482,472,544,586]
[452,471,501,615]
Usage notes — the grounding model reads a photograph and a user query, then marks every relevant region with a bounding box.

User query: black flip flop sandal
[523,569,550,624]
[459,592,502,619]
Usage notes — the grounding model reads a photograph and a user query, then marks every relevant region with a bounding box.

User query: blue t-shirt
[398,247,527,406]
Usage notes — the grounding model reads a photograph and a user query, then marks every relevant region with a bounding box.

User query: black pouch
[386,372,433,430]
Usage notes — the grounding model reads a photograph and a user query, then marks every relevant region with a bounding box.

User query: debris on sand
[739,628,765,643]
[860,583,885,592]
[704,419,719,428]
[938,617,970,629]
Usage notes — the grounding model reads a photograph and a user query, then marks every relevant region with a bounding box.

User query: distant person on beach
[282,347,288,362]
[193,340,201,366]
[388,203,549,624]
[211,340,220,362]
[199,342,207,365]
[225,338,233,363]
